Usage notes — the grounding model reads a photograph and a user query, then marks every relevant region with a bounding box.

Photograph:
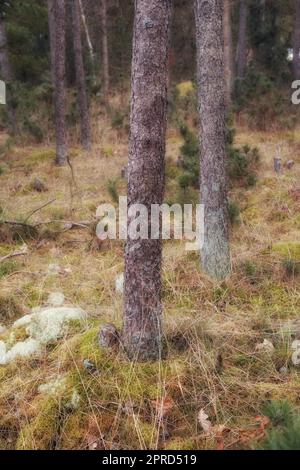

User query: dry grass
[0,117,299,450]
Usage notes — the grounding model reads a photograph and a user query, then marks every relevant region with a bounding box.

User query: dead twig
[0,245,28,264]
[24,198,56,223]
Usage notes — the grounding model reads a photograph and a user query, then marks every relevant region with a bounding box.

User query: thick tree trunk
[0,16,17,134]
[123,0,172,361]
[101,0,109,105]
[194,0,231,280]
[48,0,68,166]
[71,0,91,150]
[236,0,248,79]
[223,0,234,106]
[293,0,300,79]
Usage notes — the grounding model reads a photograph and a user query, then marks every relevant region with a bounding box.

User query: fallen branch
[0,245,28,264]
[24,198,56,223]
[0,220,35,229]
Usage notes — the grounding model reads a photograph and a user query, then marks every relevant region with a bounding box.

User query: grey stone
[99,323,120,349]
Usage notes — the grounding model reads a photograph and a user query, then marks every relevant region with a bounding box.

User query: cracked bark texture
[0,15,17,134]
[223,0,233,106]
[194,0,231,280]
[123,0,172,361]
[48,0,68,166]
[236,0,248,79]
[71,0,91,150]
[293,0,300,79]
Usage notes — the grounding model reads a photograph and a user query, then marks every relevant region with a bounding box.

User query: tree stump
[274,157,281,173]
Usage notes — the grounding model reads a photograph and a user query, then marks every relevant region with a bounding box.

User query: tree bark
[0,15,17,134]
[101,0,109,105]
[194,0,231,280]
[71,0,91,150]
[123,0,172,361]
[236,0,248,79]
[293,0,300,79]
[223,0,234,106]
[48,0,68,166]
[78,0,96,85]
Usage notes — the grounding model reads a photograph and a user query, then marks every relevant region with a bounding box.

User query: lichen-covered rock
[27,306,86,344]
[47,292,65,307]
[38,376,67,395]
[0,338,41,365]
[3,304,87,365]
[115,273,124,294]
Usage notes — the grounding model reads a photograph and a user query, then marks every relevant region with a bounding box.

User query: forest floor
[0,121,299,450]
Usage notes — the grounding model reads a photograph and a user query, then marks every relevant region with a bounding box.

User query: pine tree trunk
[78,0,96,85]
[223,0,234,106]
[123,0,172,362]
[194,0,231,280]
[101,0,109,105]
[71,0,91,150]
[0,16,17,134]
[48,0,68,166]
[236,0,248,79]
[293,0,300,79]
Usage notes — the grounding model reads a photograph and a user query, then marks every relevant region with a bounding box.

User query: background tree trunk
[123,0,172,362]
[223,0,234,106]
[293,0,300,79]
[48,0,68,166]
[101,0,109,105]
[78,0,96,85]
[236,0,248,79]
[0,16,17,134]
[71,0,91,150]
[194,0,231,280]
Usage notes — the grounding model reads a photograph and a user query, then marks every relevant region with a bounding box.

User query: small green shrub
[228,201,240,225]
[261,401,300,450]
[107,179,119,204]
[282,259,300,277]
[242,260,257,279]
[23,118,44,143]
[178,124,199,187]
[0,260,20,279]
[177,123,260,192]
[228,145,260,187]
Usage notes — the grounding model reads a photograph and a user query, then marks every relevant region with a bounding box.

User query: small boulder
[121,166,128,179]
[83,359,97,373]
[99,323,120,349]
[31,177,48,192]
[286,160,295,170]
[255,339,275,354]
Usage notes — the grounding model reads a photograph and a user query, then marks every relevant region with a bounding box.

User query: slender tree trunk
[48,0,68,166]
[223,0,234,106]
[0,16,17,134]
[123,0,172,361]
[78,0,96,85]
[71,0,91,150]
[236,0,248,79]
[194,0,231,280]
[293,0,300,79]
[101,0,109,105]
